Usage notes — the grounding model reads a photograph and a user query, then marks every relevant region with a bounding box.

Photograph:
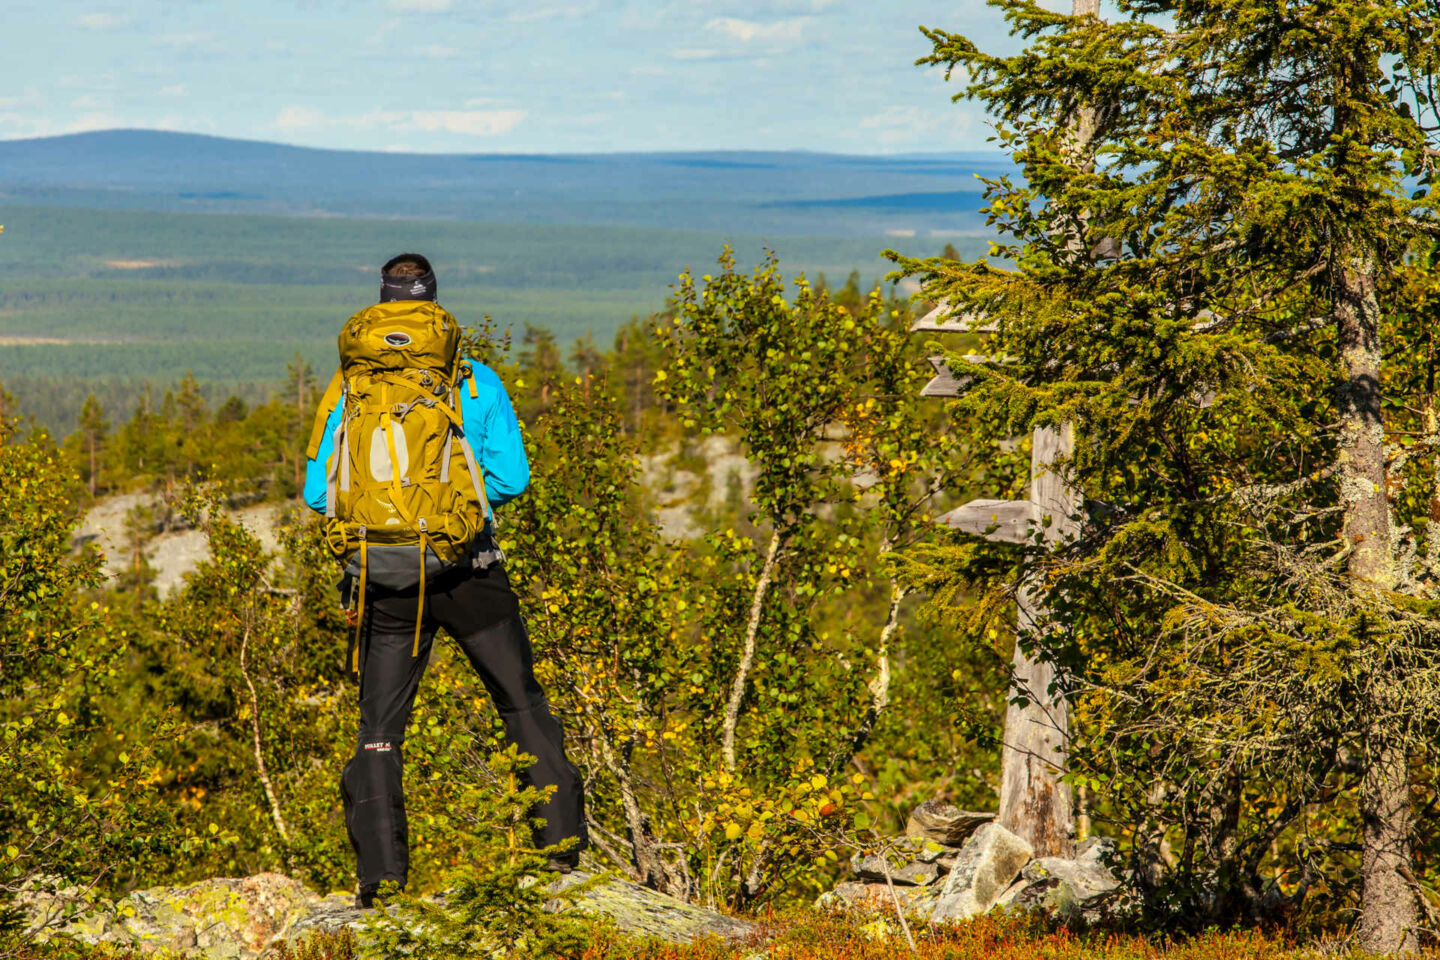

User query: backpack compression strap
[306,369,346,460]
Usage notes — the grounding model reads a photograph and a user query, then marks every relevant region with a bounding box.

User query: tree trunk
[1336,249,1394,591]
[832,568,905,772]
[997,424,1076,858]
[593,727,677,894]
[239,620,291,851]
[994,0,1096,858]
[1335,244,1419,954]
[721,528,782,771]
[1359,735,1418,953]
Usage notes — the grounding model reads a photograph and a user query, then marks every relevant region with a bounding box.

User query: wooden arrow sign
[921,356,969,397]
[936,498,1038,544]
[911,300,999,334]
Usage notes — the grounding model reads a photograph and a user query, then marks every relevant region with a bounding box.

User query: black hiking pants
[340,562,587,896]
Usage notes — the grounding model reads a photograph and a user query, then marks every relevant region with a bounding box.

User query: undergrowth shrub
[361,745,603,959]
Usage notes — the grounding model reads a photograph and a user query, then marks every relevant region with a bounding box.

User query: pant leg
[427,565,589,855]
[341,588,435,894]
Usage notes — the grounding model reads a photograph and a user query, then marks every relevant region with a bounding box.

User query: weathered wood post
[915,303,1078,858]
[909,0,1100,860]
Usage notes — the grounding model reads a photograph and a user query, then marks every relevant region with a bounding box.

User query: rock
[994,878,1027,910]
[1008,876,1082,918]
[910,838,958,869]
[1075,835,1117,865]
[995,842,1124,922]
[926,823,1034,923]
[815,881,943,915]
[22,871,756,956]
[22,873,326,958]
[1021,854,1120,902]
[551,871,755,944]
[904,799,994,847]
[849,852,941,887]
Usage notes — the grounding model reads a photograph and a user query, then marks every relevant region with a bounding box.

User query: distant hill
[0,130,1008,237]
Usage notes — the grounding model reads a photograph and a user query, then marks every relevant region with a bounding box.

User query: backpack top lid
[339,300,461,377]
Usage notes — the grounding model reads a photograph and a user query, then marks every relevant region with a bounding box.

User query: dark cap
[380,253,437,303]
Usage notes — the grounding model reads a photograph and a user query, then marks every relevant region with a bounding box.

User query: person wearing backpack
[303,253,587,907]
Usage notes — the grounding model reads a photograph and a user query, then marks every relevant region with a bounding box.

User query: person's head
[379,253,437,303]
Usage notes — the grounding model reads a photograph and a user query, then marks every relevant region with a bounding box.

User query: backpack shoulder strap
[305,368,346,460]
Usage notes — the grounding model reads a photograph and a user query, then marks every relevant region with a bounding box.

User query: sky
[0,0,1063,154]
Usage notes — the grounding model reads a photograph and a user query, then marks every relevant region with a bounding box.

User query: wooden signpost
[908,0,1101,860]
[915,296,1078,859]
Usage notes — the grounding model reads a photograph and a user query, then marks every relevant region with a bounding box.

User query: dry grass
[580,912,1388,960]
[11,911,1420,960]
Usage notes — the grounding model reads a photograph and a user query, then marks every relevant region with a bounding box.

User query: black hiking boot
[544,851,580,874]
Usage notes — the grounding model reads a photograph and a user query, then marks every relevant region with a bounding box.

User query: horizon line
[0,126,1011,162]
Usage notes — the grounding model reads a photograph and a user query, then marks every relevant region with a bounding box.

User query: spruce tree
[899,0,1439,949]
[76,393,108,498]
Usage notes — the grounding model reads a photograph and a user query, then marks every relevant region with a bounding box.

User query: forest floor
[22,912,1405,960]
[572,911,1416,960]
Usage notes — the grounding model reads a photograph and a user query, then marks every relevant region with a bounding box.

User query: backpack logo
[410,281,426,295]
[384,332,412,347]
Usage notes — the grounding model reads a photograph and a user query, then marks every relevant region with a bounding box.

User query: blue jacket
[303,359,529,517]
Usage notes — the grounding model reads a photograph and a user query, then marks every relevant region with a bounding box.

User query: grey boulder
[849,852,942,887]
[926,823,1034,923]
[904,799,995,847]
[1021,853,1120,901]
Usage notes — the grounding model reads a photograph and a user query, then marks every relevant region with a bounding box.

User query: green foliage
[364,746,601,960]
[0,422,180,952]
[1,241,1003,949]
[96,493,355,888]
[892,0,1440,935]
[659,248,864,527]
[268,929,358,960]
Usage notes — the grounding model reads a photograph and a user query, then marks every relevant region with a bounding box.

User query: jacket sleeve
[458,359,530,511]
[303,399,344,514]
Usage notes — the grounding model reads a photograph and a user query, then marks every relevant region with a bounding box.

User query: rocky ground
[817,798,1122,924]
[75,492,284,596]
[20,799,1118,958]
[20,871,757,958]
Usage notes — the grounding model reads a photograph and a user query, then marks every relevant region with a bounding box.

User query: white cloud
[672,48,720,61]
[506,4,597,22]
[0,111,121,138]
[159,84,188,97]
[388,0,452,10]
[859,104,976,148]
[154,32,213,48]
[274,105,526,137]
[0,92,36,110]
[154,114,217,133]
[416,44,459,58]
[404,109,525,135]
[276,105,328,130]
[76,12,132,30]
[705,17,807,43]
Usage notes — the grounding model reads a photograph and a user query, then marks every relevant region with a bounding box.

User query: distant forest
[0,203,984,432]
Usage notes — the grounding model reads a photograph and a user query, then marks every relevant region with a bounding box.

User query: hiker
[302,253,587,907]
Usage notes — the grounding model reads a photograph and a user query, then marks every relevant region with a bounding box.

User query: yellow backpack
[308,300,489,660]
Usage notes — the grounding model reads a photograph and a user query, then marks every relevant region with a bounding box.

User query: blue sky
[2,0,1061,154]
